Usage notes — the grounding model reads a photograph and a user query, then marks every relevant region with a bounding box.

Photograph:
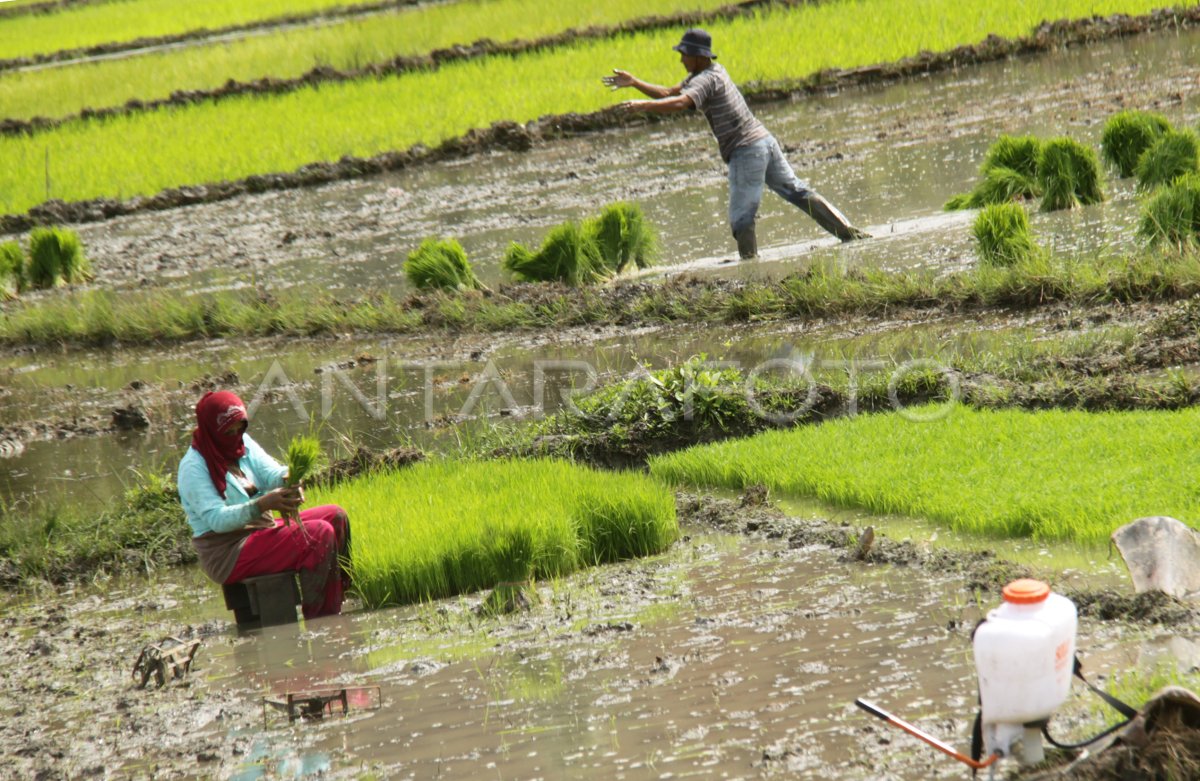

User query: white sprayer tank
[973,579,1077,761]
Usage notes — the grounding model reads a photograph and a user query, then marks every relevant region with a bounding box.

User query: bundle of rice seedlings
[27,226,90,288]
[1138,173,1200,247]
[403,237,485,292]
[945,135,1042,210]
[1101,110,1172,178]
[284,434,322,487]
[501,222,607,286]
[585,201,658,274]
[1037,137,1105,212]
[982,134,1042,179]
[0,241,22,299]
[1135,130,1200,193]
[973,202,1037,266]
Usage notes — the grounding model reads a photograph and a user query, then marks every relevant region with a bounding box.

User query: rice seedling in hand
[1101,110,1172,178]
[1138,173,1200,248]
[285,434,321,486]
[973,202,1037,266]
[1037,137,1105,212]
[404,237,486,292]
[0,241,23,299]
[585,202,658,274]
[27,227,90,289]
[1135,129,1200,193]
[501,222,608,286]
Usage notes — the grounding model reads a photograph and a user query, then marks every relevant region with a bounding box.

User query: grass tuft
[501,222,607,286]
[1138,173,1200,248]
[1135,129,1200,193]
[585,201,658,274]
[0,241,22,299]
[1037,137,1105,212]
[973,202,1038,267]
[27,226,90,289]
[404,237,485,292]
[1101,110,1172,178]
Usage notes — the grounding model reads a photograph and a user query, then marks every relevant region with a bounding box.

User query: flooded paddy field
[5,14,1200,781]
[53,25,1200,298]
[2,497,1185,781]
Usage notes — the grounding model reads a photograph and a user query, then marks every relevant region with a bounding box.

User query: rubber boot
[801,193,871,242]
[734,225,758,260]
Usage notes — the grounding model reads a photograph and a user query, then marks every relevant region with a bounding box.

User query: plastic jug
[972,579,1077,760]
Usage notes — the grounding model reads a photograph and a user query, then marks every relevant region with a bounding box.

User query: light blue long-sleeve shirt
[178,434,288,537]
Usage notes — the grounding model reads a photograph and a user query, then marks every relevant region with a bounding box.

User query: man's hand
[602,69,636,90]
[619,100,646,114]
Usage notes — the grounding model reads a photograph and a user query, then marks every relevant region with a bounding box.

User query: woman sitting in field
[178,390,351,619]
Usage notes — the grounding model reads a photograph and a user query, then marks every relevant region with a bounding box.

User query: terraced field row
[1,0,1194,220]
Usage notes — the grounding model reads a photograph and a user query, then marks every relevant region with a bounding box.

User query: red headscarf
[191,391,249,498]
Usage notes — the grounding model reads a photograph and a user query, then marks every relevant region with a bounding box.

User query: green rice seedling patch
[648,406,1200,546]
[0,239,22,299]
[1139,173,1200,248]
[0,0,406,62]
[1101,109,1173,178]
[404,238,485,292]
[585,202,658,274]
[308,459,678,608]
[0,0,1193,215]
[973,202,1038,267]
[1136,129,1200,192]
[0,0,736,123]
[1037,136,1105,212]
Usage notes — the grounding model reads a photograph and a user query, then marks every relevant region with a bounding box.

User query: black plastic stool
[222,571,301,630]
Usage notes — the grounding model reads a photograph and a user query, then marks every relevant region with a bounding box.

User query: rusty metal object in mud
[131,636,202,689]
[263,686,382,724]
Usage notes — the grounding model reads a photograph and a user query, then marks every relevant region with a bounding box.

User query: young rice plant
[308,459,678,607]
[0,240,22,299]
[404,238,485,292]
[1138,173,1200,248]
[1135,129,1200,193]
[945,135,1042,210]
[1037,137,1105,212]
[972,202,1038,267]
[27,226,89,289]
[284,434,322,486]
[1101,110,1172,178]
[586,201,658,274]
[502,222,608,286]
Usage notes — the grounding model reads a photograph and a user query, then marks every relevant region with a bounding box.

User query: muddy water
[47,26,1200,301]
[0,528,1172,780]
[0,303,1120,507]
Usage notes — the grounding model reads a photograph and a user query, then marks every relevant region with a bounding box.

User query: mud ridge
[0,0,431,73]
[678,490,1200,627]
[0,0,111,21]
[0,0,783,137]
[2,6,1198,233]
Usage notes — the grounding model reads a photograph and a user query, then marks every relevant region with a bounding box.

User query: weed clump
[502,222,607,286]
[1136,129,1200,192]
[0,241,22,299]
[586,201,658,273]
[1101,110,1172,178]
[945,135,1042,210]
[404,237,485,292]
[1138,173,1200,248]
[973,203,1037,267]
[27,226,90,288]
[1037,137,1105,211]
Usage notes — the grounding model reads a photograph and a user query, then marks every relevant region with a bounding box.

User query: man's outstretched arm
[601,69,682,99]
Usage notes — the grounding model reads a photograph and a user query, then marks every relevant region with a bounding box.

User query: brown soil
[3,5,1198,233]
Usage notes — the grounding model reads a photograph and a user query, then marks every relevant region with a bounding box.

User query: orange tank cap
[1002,579,1051,604]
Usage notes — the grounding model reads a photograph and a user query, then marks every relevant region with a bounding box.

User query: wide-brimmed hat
[672,28,717,59]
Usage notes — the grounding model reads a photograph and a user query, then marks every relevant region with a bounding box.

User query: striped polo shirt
[679,63,769,163]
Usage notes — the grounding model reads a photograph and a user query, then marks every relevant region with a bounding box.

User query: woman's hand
[256,486,303,517]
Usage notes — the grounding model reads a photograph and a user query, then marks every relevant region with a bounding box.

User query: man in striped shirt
[604,28,869,261]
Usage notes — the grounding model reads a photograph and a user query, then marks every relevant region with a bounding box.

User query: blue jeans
[727,135,858,240]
